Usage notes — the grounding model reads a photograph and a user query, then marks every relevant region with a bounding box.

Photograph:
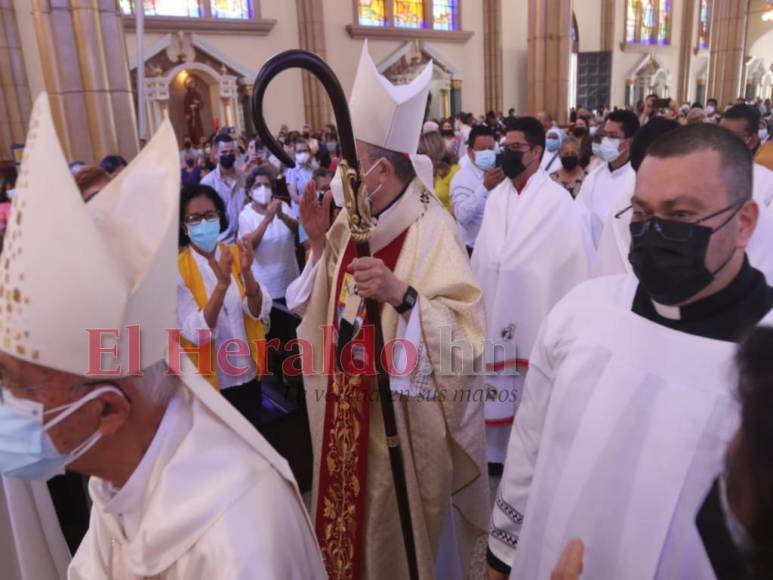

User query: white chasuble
[472,171,594,463]
[491,274,772,579]
[288,180,490,580]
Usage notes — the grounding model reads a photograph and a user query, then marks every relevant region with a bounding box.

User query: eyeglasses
[616,200,745,242]
[184,210,220,226]
[502,143,531,153]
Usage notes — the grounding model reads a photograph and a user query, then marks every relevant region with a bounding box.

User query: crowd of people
[3,51,773,578]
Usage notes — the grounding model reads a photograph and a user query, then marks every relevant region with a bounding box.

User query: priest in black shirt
[486,123,773,579]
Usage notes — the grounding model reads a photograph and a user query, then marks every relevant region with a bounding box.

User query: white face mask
[331,171,345,207]
[295,152,310,165]
[759,128,769,143]
[329,158,384,210]
[599,137,622,163]
[251,185,271,205]
[705,105,715,115]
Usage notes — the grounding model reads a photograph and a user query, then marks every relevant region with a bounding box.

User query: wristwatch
[394,285,418,314]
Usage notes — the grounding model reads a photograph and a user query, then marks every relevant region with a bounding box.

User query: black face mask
[185,158,195,168]
[572,127,587,138]
[441,129,454,137]
[627,207,740,305]
[219,153,236,169]
[501,149,527,179]
[560,155,580,171]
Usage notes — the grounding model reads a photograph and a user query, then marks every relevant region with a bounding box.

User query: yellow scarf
[178,244,266,389]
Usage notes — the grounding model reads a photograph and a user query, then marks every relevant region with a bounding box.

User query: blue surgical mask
[474,149,496,171]
[0,386,122,480]
[599,137,622,163]
[187,218,220,253]
[546,138,560,153]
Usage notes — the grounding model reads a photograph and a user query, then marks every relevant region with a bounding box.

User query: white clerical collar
[651,299,682,320]
[98,391,182,539]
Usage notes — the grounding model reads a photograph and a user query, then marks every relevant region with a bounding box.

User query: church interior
[1,2,773,580]
[0,0,771,168]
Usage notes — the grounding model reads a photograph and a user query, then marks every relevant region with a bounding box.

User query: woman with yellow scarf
[176,184,271,428]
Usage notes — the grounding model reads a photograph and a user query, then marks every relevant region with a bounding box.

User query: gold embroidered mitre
[0,94,180,377]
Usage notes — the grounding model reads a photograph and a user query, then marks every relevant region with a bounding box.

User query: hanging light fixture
[763,0,773,22]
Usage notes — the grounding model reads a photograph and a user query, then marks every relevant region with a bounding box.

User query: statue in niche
[184,76,205,143]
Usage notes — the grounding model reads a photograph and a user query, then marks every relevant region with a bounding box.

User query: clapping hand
[209,250,233,290]
[237,238,254,272]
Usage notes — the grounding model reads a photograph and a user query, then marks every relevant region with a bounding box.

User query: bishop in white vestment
[0,95,326,580]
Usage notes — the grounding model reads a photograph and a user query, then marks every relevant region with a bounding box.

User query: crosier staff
[251,50,419,580]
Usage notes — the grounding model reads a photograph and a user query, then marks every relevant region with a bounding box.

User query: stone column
[527,0,572,123]
[677,0,697,103]
[706,0,749,107]
[0,0,32,161]
[296,0,329,129]
[31,0,138,164]
[483,0,503,114]
[600,0,615,52]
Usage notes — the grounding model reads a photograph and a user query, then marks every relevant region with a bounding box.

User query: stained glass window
[211,0,252,19]
[394,0,425,29]
[358,0,387,26]
[698,0,710,50]
[432,0,457,30]
[120,0,202,16]
[625,0,671,46]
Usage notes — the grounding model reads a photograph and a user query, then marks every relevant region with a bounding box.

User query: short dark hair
[468,124,494,148]
[213,133,234,146]
[246,166,275,192]
[505,116,546,161]
[723,104,761,138]
[99,154,128,174]
[646,123,753,202]
[629,117,680,172]
[606,110,640,139]
[363,142,415,186]
[74,165,111,195]
[179,184,228,247]
[735,326,773,577]
[707,98,718,106]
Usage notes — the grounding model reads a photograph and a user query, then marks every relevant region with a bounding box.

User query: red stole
[315,229,409,580]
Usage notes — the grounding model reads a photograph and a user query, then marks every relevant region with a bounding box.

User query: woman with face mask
[177,184,271,428]
[549,136,588,198]
[540,127,566,174]
[238,168,300,301]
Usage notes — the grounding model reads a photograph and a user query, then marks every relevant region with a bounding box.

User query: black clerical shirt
[631,256,773,342]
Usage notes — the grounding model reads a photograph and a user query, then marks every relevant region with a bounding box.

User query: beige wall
[12,0,45,99]
[124,1,305,133]
[501,0,528,114]
[746,0,773,51]
[574,0,602,52]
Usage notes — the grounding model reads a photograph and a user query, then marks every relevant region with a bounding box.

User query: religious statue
[184,76,205,143]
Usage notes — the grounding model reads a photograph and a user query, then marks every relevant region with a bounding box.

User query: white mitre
[349,40,435,193]
[0,94,178,377]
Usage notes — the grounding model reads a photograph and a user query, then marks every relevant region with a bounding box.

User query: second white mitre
[349,40,435,193]
[0,94,178,377]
